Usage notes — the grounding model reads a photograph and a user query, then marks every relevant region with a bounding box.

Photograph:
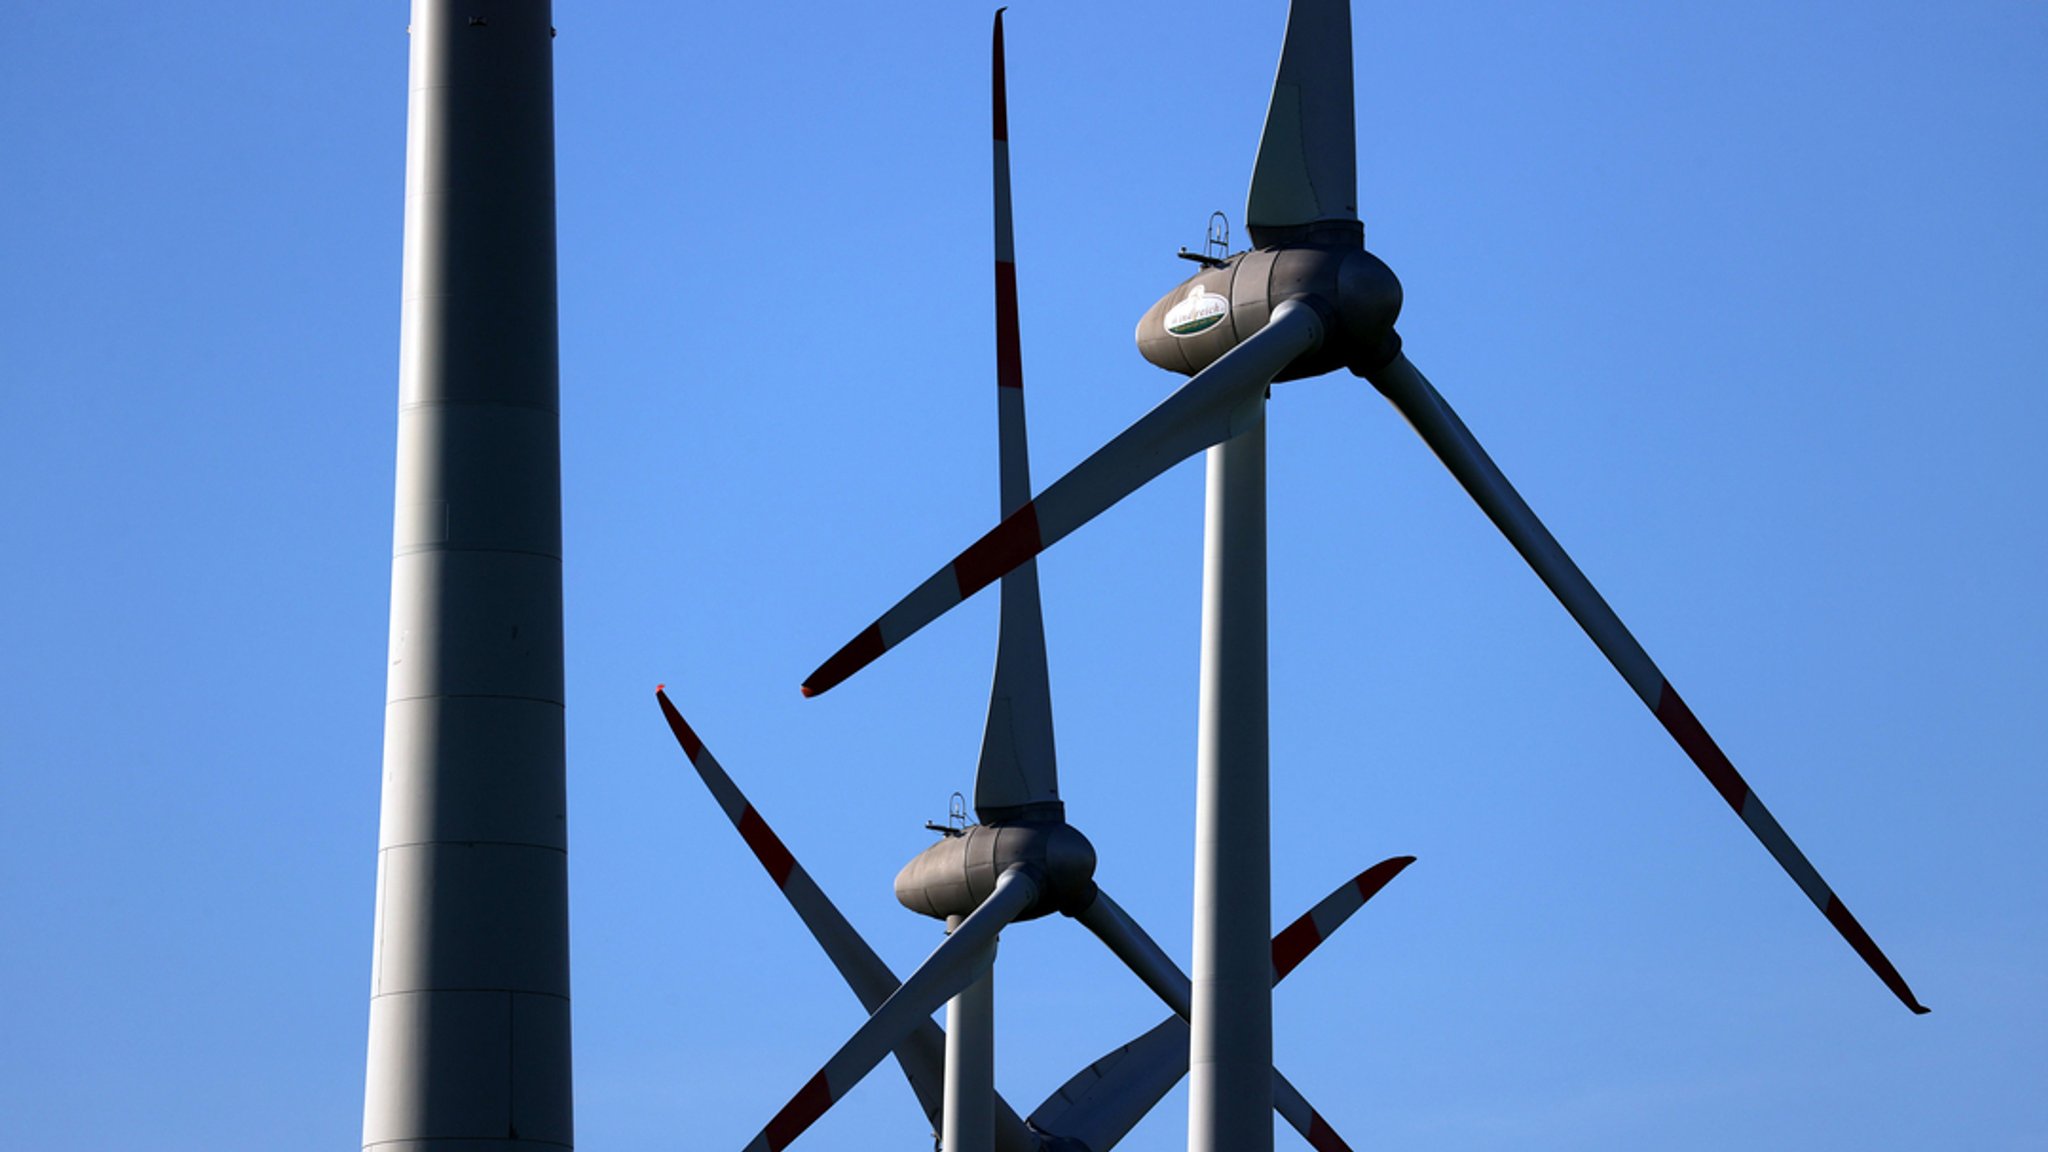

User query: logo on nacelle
[1164,286,1229,338]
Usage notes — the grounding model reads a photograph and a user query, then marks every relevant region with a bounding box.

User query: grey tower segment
[1188,417,1274,1152]
[364,3,572,1150]
[943,918,998,1152]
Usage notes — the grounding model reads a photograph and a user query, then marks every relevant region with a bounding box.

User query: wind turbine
[654,687,1406,1152]
[802,1,1928,1149]
[660,14,1408,1150]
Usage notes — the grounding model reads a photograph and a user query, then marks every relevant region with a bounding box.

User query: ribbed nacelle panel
[365,2,570,1150]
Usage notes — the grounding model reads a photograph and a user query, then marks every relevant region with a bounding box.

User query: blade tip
[1355,855,1416,892]
[802,623,886,698]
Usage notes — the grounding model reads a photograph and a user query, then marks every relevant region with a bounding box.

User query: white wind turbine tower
[364,3,572,1150]
[803,2,1929,1150]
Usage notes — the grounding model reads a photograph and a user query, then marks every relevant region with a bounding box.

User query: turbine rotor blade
[1072,888,1192,1018]
[654,688,1039,1151]
[1247,0,1360,247]
[1062,874,1403,1151]
[978,6,1062,823]
[657,688,900,1011]
[1272,856,1415,982]
[1074,860,1412,1019]
[1028,1017,1189,1152]
[1273,1069,1357,1152]
[1364,351,1928,1014]
[740,866,1042,1152]
[1033,1012,1356,1152]
[804,301,1326,697]
[992,8,1029,511]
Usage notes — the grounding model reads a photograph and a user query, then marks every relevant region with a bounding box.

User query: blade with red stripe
[653,687,1042,1151]
[1364,352,1927,1014]
[1271,855,1415,982]
[976,7,1062,822]
[804,300,1326,697]
[738,867,1041,1152]
[1278,1073,1354,1152]
[657,687,902,1010]
[1043,865,1403,1151]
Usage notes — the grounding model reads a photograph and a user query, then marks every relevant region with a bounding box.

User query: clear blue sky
[2,2,2042,1149]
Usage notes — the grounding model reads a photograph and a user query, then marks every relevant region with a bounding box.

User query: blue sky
[2,1,2043,1148]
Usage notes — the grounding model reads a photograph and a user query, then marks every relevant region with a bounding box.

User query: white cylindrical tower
[1189,415,1273,1152]
[363,2,571,1149]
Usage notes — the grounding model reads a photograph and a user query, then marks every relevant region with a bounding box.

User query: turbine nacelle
[1136,242,1403,382]
[895,820,1099,923]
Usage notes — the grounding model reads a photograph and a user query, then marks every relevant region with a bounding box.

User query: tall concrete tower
[363,2,572,1149]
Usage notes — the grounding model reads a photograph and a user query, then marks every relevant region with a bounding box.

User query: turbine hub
[1135,243,1404,381]
[895,820,1097,922]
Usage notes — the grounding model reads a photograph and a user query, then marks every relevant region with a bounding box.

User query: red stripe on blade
[1270,914,1323,982]
[654,688,703,762]
[1653,685,1748,812]
[1824,895,1930,1014]
[953,502,1042,599]
[739,806,797,888]
[995,261,1023,390]
[765,1070,834,1151]
[803,623,885,697]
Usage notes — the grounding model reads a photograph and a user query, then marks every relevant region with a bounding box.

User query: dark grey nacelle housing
[894,821,1098,923]
[1136,244,1404,381]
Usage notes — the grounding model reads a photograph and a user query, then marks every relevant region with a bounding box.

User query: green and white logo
[1165,286,1229,337]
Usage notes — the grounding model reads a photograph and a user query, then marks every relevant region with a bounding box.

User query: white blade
[978,8,1061,821]
[1073,889,1192,1018]
[655,689,1041,1151]
[1366,351,1927,1014]
[1271,855,1413,982]
[738,867,1040,1152]
[1032,1017,1360,1152]
[1062,871,1407,1152]
[1028,1016,1189,1151]
[1247,0,1359,246]
[804,302,1325,697]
